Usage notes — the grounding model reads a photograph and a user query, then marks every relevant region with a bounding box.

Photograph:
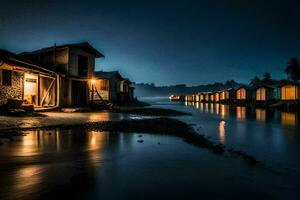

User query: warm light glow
[256,87,266,101]
[236,88,247,100]
[281,112,297,126]
[220,104,229,118]
[256,109,266,121]
[281,85,298,100]
[90,79,96,84]
[219,120,226,143]
[236,106,246,119]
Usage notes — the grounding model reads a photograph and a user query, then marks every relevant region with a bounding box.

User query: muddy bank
[0,117,261,165]
[112,107,191,116]
[0,108,46,117]
[1,117,220,154]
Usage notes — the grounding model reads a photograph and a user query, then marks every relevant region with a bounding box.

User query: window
[100,80,109,90]
[1,69,12,86]
[78,55,88,77]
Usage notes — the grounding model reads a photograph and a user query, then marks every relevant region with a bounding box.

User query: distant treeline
[133,80,242,97]
[134,57,300,97]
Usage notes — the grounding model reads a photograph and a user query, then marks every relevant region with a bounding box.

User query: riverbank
[112,107,191,116]
[0,114,263,166]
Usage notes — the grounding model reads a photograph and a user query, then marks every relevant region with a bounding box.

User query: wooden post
[91,82,94,102]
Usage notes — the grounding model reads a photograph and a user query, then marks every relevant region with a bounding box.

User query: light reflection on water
[218,120,226,143]
[184,102,299,127]
[1,128,299,199]
[150,99,300,175]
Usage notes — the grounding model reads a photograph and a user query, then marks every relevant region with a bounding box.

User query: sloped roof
[94,71,124,80]
[20,42,104,58]
[0,49,57,74]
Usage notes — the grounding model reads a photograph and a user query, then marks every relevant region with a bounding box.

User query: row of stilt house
[0,42,135,110]
[172,83,300,106]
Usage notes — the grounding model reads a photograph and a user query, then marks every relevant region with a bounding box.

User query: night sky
[1,0,300,86]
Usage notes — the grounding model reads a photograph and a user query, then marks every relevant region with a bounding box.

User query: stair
[89,89,113,110]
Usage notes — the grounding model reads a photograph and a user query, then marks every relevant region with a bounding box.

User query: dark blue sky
[1,0,300,86]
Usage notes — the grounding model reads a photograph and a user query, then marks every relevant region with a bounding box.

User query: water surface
[0,128,298,199]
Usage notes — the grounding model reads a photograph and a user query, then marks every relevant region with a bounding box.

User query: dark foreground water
[0,98,300,199]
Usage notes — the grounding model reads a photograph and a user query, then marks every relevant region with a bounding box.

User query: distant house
[220,88,235,102]
[0,49,59,108]
[199,93,204,102]
[214,92,220,102]
[235,86,252,101]
[20,42,104,107]
[93,71,123,102]
[195,94,200,102]
[120,78,135,102]
[280,83,300,101]
[209,93,214,102]
[204,92,210,102]
[255,85,274,101]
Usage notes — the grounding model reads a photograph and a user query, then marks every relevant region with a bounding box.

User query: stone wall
[0,70,24,105]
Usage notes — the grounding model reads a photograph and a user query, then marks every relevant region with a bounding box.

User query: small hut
[214,92,220,102]
[204,93,210,102]
[280,83,300,101]
[200,93,205,102]
[219,88,235,102]
[255,85,274,101]
[209,93,214,102]
[0,49,60,109]
[235,86,252,101]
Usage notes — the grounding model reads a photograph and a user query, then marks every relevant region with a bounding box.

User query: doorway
[24,73,38,105]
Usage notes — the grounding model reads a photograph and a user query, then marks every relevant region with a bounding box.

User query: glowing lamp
[90,79,96,84]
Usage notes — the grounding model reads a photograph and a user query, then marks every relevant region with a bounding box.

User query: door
[24,73,38,105]
[72,80,88,106]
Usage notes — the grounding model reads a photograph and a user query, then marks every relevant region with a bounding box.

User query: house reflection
[236,106,246,120]
[220,104,229,118]
[256,109,266,122]
[9,129,111,157]
[215,103,220,115]
[210,103,214,113]
[219,120,226,143]
[188,101,298,127]
[200,102,204,110]
[204,103,209,112]
[281,112,297,126]
[14,165,43,199]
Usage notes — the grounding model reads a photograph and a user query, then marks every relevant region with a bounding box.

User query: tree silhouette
[250,76,261,86]
[262,72,272,84]
[285,57,300,82]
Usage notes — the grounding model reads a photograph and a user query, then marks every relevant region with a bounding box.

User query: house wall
[236,88,247,100]
[109,78,121,102]
[59,77,71,107]
[0,65,24,105]
[129,87,134,100]
[34,48,69,73]
[69,47,95,78]
[204,94,209,101]
[210,94,214,101]
[215,93,220,101]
